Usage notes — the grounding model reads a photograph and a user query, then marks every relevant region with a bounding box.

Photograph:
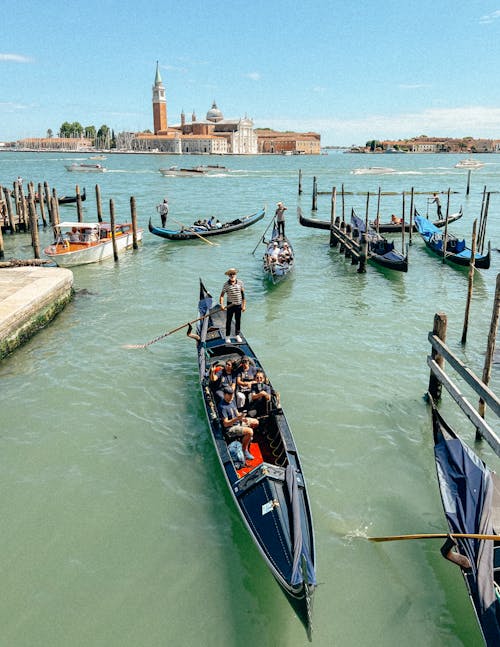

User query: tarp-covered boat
[148,207,265,241]
[195,281,316,638]
[415,214,490,269]
[351,212,408,272]
[431,402,500,646]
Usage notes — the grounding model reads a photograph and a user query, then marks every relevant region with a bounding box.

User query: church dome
[206,101,223,123]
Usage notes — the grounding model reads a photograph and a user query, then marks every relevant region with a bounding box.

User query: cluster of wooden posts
[427,274,500,457]
[0,181,139,264]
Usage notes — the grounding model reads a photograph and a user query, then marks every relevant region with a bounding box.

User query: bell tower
[152,61,167,134]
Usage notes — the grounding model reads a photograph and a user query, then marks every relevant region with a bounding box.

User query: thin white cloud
[312,86,326,93]
[398,83,432,90]
[479,10,500,24]
[0,53,33,63]
[0,101,30,111]
[245,72,261,81]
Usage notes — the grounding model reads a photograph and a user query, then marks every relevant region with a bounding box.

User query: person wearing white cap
[275,201,287,237]
[219,268,246,344]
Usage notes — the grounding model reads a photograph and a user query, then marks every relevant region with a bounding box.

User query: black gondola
[351,211,408,272]
[195,281,316,639]
[298,207,463,233]
[262,220,295,284]
[431,402,500,646]
[148,207,265,240]
[415,214,491,269]
[35,187,87,205]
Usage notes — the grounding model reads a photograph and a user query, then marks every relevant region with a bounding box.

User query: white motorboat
[455,158,484,169]
[351,167,395,175]
[159,166,208,177]
[65,163,107,172]
[44,221,143,267]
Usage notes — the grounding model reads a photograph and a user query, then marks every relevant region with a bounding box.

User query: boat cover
[432,404,500,645]
[286,464,316,587]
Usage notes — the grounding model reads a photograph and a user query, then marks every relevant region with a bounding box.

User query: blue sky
[2,0,500,146]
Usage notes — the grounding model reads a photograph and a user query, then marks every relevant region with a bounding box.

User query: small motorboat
[159,166,208,177]
[351,167,395,175]
[44,221,143,267]
[455,159,484,169]
[65,163,107,173]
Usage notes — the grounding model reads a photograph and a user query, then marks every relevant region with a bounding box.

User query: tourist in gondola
[249,370,272,417]
[219,268,245,344]
[275,201,287,237]
[218,387,258,461]
[235,356,257,408]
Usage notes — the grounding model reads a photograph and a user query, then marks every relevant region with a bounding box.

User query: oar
[123,313,210,349]
[252,216,274,255]
[368,532,499,543]
[171,218,219,246]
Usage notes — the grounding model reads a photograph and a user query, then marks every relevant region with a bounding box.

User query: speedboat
[351,167,395,175]
[455,159,484,169]
[65,163,107,172]
[44,221,143,267]
[159,166,208,177]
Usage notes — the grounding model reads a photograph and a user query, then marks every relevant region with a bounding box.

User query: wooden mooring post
[4,188,16,233]
[298,169,302,195]
[466,170,471,196]
[461,219,477,345]
[37,183,47,227]
[130,196,139,249]
[27,189,40,259]
[109,199,118,261]
[96,185,103,222]
[76,185,83,222]
[44,182,53,224]
[478,273,500,425]
[428,312,447,401]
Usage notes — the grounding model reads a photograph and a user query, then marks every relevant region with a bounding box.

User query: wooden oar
[171,218,219,246]
[123,313,210,349]
[252,216,274,255]
[368,532,499,543]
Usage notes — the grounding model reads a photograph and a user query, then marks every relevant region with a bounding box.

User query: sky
[2,0,500,146]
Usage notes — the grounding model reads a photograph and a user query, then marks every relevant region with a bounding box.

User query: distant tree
[47,128,53,138]
[59,121,73,137]
[84,125,96,140]
[59,121,83,138]
[96,124,111,148]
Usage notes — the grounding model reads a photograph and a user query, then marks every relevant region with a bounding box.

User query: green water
[1,151,499,646]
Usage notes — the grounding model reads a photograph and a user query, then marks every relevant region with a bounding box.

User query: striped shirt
[221,279,245,306]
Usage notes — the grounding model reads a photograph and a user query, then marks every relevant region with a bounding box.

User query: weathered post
[5,188,16,233]
[445,187,451,219]
[76,185,83,222]
[428,312,447,401]
[357,234,367,273]
[130,196,138,249]
[408,187,414,246]
[298,169,302,195]
[27,191,40,259]
[0,190,4,258]
[37,182,47,227]
[478,273,500,426]
[312,177,317,211]
[339,220,346,253]
[466,169,471,196]
[51,196,60,228]
[96,184,103,222]
[109,199,118,261]
[330,186,336,222]
[44,182,52,224]
[461,219,477,345]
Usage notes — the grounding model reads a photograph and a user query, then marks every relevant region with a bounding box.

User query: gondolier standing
[220,268,245,344]
[429,193,442,218]
[275,201,287,237]
[157,197,169,227]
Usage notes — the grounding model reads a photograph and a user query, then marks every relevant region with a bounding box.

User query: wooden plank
[427,357,500,457]
[428,333,500,416]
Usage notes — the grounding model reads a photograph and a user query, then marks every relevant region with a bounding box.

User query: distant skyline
[2,1,500,146]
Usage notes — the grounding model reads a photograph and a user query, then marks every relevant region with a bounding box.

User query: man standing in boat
[220,268,245,344]
[429,193,442,218]
[157,197,169,227]
[275,201,287,237]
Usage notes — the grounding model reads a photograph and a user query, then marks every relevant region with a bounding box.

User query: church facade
[131,63,258,154]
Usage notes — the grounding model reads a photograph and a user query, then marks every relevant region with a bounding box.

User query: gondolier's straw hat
[225,268,238,275]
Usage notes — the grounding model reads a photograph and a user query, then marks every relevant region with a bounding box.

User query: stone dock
[0,266,73,360]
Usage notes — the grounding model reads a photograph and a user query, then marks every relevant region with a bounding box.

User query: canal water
[1,151,499,646]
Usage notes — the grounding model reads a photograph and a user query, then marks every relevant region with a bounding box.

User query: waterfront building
[255,129,321,154]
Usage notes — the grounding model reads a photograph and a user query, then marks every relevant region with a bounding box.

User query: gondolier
[275,201,287,236]
[430,193,442,218]
[157,197,169,227]
[219,268,245,344]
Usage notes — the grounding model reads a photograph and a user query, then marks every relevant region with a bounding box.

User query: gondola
[262,220,295,283]
[35,187,87,205]
[431,401,500,646]
[148,207,265,240]
[415,214,491,269]
[298,207,463,234]
[351,212,408,272]
[195,281,316,638]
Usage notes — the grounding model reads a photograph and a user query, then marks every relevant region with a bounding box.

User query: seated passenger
[219,387,259,462]
[214,219,222,229]
[68,227,81,242]
[210,359,243,407]
[268,241,280,263]
[278,242,292,263]
[391,214,401,224]
[249,370,272,417]
[235,356,256,408]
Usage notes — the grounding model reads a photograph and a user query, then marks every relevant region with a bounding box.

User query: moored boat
[431,401,500,646]
[351,211,408,272]
[351,167,395,175]
[195,281,316,638]
[64,163,107,173]
[148,207,265,240]
[414,214,490,269]
[262,221,295,283]
[35,188,87,205]
[43,221,143,267]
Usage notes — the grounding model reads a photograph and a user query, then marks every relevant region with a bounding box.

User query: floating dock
[0,266,73,359]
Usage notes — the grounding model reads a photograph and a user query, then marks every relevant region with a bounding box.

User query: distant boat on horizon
[351,167,395,175]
